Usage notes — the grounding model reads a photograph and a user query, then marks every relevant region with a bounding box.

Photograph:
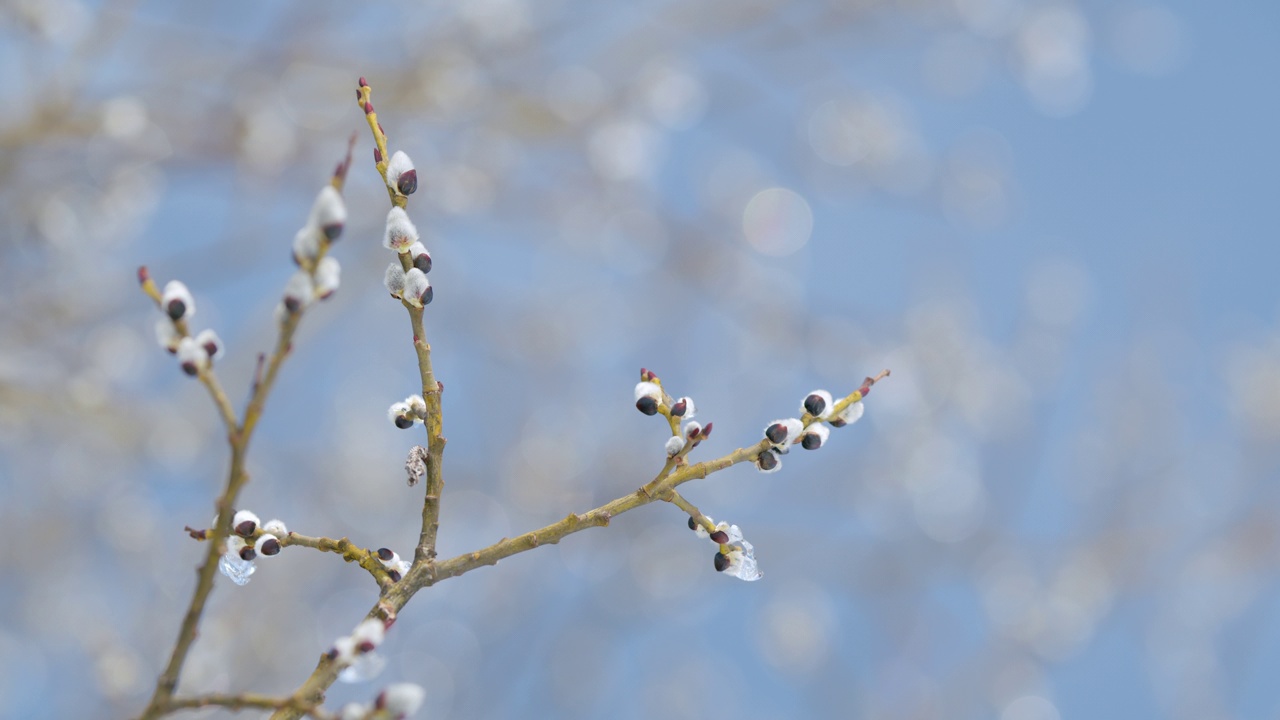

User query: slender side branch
[164,693,322,718]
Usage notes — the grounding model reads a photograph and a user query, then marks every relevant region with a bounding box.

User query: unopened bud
[255,534,281,556]
[233,510,260,537]
[161,280,195,321]
[714,552,730,572]
[386,151,418,196]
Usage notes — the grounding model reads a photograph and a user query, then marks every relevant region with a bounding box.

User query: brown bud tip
[387,569,402,582]
[413,251,432,274]
[757,449,779,471]
[701,422,713,437]
[687,516,698,531]
[234,520,257,537]
[357,640,376,653]
[801,433,822,450]
[180,361,198,377]
[670,399,687,417]
[377,547,395,561]
[364,101,374,114]
[355,88,362,102]
[640,367,648,378]
[709,530,729,544]
[859,385,872,397]
[239,546,257,561]
[829,417,847,428]
[377,122,384,135]
[326,647,339,661]
[636,396,659,416]
[714,552,730,572]
[804,394,827,417]
[137,266,150,284]
[359,77,368,87]
[397,168,418,195]
[260,538,281,556]
[374,147,382,163]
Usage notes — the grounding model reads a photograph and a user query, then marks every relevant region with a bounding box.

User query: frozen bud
[255,533,281,556]
[283,270,315,313]
[402,268,432,307]
[161,280,195,321]
[714,552,730,572]
[386,151,418,196]
[388,401,414,429]
[262,518,288,536]
[384,263,407,298]
[309,185,347,240]
[315,256,341,299]
[377,548,398,565]
[709,529,729,544]
[338,703,369,720]
[233,509,260,537]
[755,449,781,473]
[176,337,208,376]
[723,526,762,581]
[377,682,427,717]
[155,318,181,353]
[829,401,865,428]
[383,207,419,252]
[802,390,833,419]
[764,418,804,446]
[352,618,386,653]
[405,395,427,419]
[293,225,321,265]
[407,241,432,274]
[800,424,830,450]
[665,435,686,457]
[218,544,256,586]
[634,381,663,415]
[194,329,223,361]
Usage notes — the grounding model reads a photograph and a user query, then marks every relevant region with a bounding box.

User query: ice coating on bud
[723,528,762,581]
[293,226,321,265]
[232,509,260,536]
[764,418,804,445]
[219,543,255,586]
[262,518,287,536]
[176,337,208,376]
[386,151,418,196]
[283,270,315,312]
[194,329,223,361]
[161,280,195,321]
[403,268,432,307]
[255,533,281,556]
[378,683,427,716]
[802,390,833,419]
[665,435,686,456]
[155,318,181,353]
[407,241,432,274]
[315,256,341,299]
[384,263,407,298]
[309,185,347,240]
[800,423,829,450]
[830,401,865,428]
[383,207,419,252]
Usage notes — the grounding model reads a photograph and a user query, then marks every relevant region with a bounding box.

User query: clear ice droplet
[727,538,762,582]
[218,551,256,586]
[338,652,387,683]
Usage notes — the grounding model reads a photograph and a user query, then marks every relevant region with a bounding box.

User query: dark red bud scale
[234,520,257,537]
[801,433,822,450]
[687,516,698,531]
[259,537,281,556]
[165,299,186,321]
[377,548,395,562]
[357,640,377,653]
[387,569,402,582]
[322,222,344,241]
[757,450,779,471]
[636,396,659,416]
[765,423,788,444]
[201,339,219,357]
[180,361,198,376]
[709,530,729,544]
[355,88,362,101]
[803,394,827,416]
[364,102,374,114]
[701,422,713,437]
[374,147,382,163]
[671,399,687,417]
[359,77,368,87]
[829,417,847,428]
[413,252,432,274]
[397,169,418,195]
[137,266,151,284]
[714,552,730,572]
[394,415,414,430]
[239,546,257,561]
[284,297,303,313]
[420,285,434,305]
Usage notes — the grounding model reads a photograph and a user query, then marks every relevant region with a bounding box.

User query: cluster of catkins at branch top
[215,511,287,586]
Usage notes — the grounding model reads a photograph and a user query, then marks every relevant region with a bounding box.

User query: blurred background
[2,0,1278,718]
